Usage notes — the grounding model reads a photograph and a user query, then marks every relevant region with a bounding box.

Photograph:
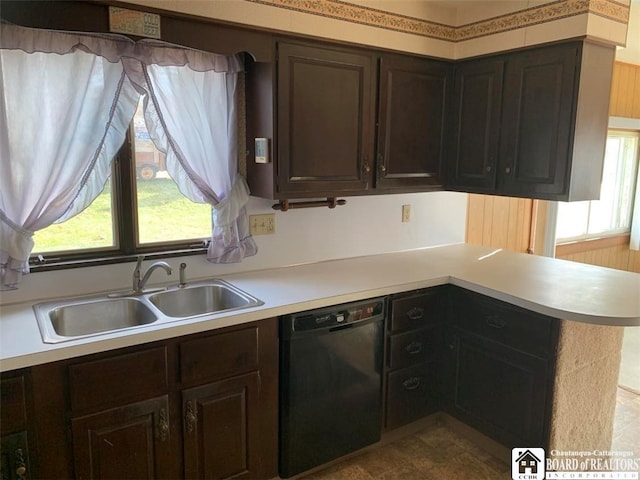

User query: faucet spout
[132,256,172,294]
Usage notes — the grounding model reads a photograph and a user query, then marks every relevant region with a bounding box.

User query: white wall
[0,191,468,305]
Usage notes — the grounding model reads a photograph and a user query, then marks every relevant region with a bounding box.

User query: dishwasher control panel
[284,298,385,334]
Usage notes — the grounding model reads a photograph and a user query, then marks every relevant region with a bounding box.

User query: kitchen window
[32,97,212,257]
[1,22,256,290]
[556,130,640,243]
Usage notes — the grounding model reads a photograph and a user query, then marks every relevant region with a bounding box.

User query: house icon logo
[512,448,545,480]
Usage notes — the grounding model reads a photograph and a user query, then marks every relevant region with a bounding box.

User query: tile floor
[302,388,640,480]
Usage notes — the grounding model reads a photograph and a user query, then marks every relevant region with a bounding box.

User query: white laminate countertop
[1,243,639,372]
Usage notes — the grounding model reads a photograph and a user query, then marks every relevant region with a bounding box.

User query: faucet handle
[179,263,187,288]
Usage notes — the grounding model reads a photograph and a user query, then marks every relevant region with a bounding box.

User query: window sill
[555,234,630,257]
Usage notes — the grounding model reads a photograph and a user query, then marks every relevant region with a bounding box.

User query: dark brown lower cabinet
[182,372,260,479]
[26,318,278,480]
[71,396,173,480]
[1,371,33,480]
[446,331,550,446]
[444,287,558,448]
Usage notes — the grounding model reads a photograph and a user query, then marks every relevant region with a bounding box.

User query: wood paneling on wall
[556,243,640,273]
[609,62,640,118]
[466,194,533,253]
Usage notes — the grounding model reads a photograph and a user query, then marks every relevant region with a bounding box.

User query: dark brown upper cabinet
[275,41,376,197]
[376,55,449,191]
[246,40,451,200]
[246,40,376,199]
[447,40,615,201]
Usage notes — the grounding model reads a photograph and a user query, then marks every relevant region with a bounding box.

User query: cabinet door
[1,432,30,480]
[71,396,173,480]
[277,42,375,197]
[445,330,550,447]
[377,55,449,190]
[182,372,260,480]
[499,44,578,198]
[447,59,504,191]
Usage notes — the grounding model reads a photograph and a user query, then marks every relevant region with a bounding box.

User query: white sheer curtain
[129,48,257,262]
[0,23,140,290]
[1,23,257,289]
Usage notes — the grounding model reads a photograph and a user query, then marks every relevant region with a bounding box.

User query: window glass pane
[556,200,589,239]
[587,133,638,235]
[33,179,116,253]
[133,99,211,245]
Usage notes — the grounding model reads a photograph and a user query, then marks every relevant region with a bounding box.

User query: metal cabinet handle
[402,377,422,391]
[406,307,424,321]
[15,448,27,479]
[505,166,511,174]
[363,162,371,174]
[486,165,492,173]
[157,408,169,442]
[405,341,423,355]
[378,154,387,174]
[485,315,506,329]
[185,400,197,434]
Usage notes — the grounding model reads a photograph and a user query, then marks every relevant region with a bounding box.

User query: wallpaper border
[244,0,630,42]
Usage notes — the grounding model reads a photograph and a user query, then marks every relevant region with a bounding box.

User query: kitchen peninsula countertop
[1,243,639,372]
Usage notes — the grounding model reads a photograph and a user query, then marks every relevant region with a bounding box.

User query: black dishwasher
[279,297,385,478]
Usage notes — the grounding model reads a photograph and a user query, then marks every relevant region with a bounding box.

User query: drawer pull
[157,408,169,442]
[405,341,423,355]
[406,307,424,321]
[485,315,507,329]
[185,400,197,434]
[402,376,422,391]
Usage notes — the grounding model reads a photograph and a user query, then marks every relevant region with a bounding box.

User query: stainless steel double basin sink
[33,280,264,344]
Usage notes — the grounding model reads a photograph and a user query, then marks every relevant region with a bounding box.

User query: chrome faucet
[132,255,172,294]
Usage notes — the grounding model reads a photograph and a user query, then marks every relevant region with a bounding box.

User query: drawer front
[180,326,259,385]
[69,346,168,413]
[386,363,437,430]
[388,328,436,370]
[1,374,28,435]
[450,288,555,357]
[390,289,444,332]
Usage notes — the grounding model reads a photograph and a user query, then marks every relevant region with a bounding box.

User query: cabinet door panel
[277,42,374,196]
[500,44,578,197]
[1,431,30,480]
[377,55,449,189]
[183,372,260,479]
[447,59,503,191]
[71,396,172,480]
[448,331,549,446]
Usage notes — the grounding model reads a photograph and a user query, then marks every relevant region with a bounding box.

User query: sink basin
[148,282,263,318]
[33,280,263,343]
[35,298,158,342]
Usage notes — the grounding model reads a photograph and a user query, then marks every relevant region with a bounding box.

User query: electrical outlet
[402,204,411,223]
[249,214,276,235]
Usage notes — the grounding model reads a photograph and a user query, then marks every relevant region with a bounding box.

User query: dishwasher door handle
[329,323,354,332]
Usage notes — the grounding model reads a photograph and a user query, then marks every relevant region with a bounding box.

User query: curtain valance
[0,21,243,72]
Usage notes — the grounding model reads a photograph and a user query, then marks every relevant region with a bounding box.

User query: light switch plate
[249,214,276,235]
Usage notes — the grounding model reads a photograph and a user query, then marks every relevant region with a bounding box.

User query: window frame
[555,129,640,245]
[29,127,209,273]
